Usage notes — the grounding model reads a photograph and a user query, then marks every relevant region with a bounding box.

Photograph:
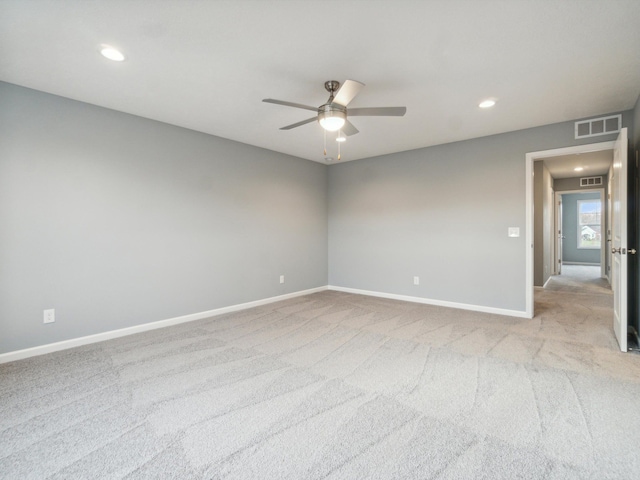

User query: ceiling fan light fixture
[319,117,345,131]
[318,106,346,131]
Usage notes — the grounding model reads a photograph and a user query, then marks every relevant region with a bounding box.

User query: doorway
[525,140,616,318]
[555,189,606,280]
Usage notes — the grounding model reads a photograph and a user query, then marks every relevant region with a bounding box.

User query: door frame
[607,164,613,283]
[556,191,564,278]
[525,140,615,318]
[554,189,606,277]
[555,192,562,275]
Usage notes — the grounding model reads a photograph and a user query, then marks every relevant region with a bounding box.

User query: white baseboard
[0,286,328,364]
[328,285,530,319]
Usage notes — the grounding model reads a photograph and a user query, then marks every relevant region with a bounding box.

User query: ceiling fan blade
[263,98,318,112]
[280,116,317,130]
[347,107,407,117]
[332,80,365,107]
[341,120,359,136]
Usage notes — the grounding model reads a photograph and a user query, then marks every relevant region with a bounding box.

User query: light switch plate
[508,227,520,237]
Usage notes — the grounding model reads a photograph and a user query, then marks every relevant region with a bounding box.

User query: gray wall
[0,82,328,354]
[328,112,633,312]
[561,192,602,264]
[533,162,553,286]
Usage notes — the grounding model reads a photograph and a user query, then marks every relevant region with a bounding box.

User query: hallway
[544,265,611,295]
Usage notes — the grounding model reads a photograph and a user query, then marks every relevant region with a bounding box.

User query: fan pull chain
[337,131,341,161]
[323,129,327,156]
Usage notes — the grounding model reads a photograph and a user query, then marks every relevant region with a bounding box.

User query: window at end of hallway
[578,199,601,249]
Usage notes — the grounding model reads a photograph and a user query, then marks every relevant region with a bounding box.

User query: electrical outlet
[280,275,285,284]
[43,309,55,324]
[413,276,420,285]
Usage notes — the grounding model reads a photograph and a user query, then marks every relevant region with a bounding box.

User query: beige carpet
[2,274,640,479]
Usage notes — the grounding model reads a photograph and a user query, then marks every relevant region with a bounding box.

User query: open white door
[611,128,628,352]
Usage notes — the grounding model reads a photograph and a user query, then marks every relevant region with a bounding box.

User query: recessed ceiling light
[100,45,125,62]
[336,135,346,143]
[574,167,584,172]
[479,99,496,109]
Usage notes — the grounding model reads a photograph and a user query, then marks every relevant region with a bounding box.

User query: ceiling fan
[262,80,407,137]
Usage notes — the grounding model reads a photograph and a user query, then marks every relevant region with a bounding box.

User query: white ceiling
[543,150,613,179]
[1,0,639,164]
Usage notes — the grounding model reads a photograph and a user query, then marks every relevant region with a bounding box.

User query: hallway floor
[544,265,610,295]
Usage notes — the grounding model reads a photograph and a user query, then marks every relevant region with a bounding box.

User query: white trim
[328,285,529,319]
[526,140,615,319]
[562,262,600,266]
[0,286,328,364]
[526,150,534,317]
[552,192,562,276]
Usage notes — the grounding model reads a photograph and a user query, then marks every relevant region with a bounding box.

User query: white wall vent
[575,114,621,139]
[580,176,603,187]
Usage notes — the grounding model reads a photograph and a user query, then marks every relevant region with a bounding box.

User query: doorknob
[612,247,621,254]
[630,248,637,255]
